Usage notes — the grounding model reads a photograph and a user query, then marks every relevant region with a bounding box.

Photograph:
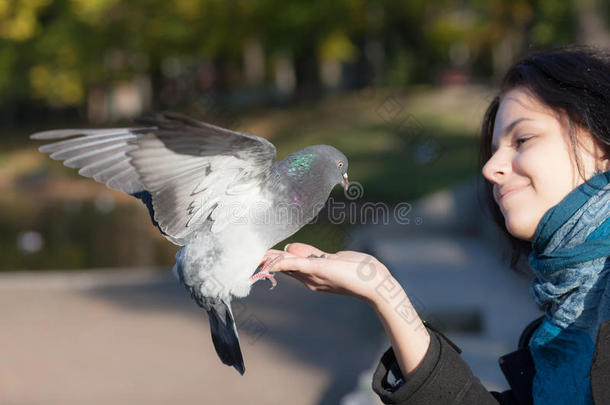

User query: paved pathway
[0,269,383,405]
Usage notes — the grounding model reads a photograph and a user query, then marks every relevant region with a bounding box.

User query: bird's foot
[250,269,277,290]
[250,256,281,290]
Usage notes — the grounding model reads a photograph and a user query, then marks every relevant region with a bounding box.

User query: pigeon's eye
[337,161,344,169]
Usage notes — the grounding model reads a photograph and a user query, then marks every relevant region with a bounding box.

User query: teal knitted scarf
[528,170,610,405]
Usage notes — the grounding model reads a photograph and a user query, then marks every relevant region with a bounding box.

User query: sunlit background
[1,1,608,404]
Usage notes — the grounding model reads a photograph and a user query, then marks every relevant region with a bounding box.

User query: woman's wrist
[371,282,428,337]
[366,275,410,313]
[368,276,431,377]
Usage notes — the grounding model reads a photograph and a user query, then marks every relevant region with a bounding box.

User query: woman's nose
[482,149,511,183]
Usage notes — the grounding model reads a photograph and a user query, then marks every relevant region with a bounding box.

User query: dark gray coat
[372,317,610,404]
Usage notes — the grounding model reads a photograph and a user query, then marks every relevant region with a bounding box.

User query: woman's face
[482,87,609,241]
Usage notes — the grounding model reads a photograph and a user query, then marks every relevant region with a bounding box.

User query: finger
[335,250,365,256]
[279,270,322,290]
[285,242,328,258]
[268,257,319,274]
[283,271,308,283]
[334,250,377,263]
[261,249,286,262]
[257,252,296,269]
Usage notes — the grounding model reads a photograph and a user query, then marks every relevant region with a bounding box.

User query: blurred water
[0,199,177,271]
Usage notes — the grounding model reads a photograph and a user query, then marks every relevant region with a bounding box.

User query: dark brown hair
[479,46,610,269]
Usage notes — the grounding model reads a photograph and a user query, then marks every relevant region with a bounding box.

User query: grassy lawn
[0,85,491,270]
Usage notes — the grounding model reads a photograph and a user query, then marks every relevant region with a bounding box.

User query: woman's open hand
[266,242,431,379]
[264,242,393,306]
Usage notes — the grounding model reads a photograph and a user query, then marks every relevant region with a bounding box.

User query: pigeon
[31,112,349,375]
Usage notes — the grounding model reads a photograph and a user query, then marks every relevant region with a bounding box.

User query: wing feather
[33,127,144,195]
[42,133,136,155]
[31,112,277,245]
[63,143,132,168]
[90,160,132,183]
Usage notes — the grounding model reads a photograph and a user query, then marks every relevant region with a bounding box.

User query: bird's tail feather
[207,300,245,375]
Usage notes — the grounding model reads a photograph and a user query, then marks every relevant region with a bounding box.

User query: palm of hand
[264,243,392,304]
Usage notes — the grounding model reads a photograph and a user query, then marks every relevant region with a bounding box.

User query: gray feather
[206,300,245,375]
[32,128,136,141]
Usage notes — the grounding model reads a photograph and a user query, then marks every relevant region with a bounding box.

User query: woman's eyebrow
[491,117,534,153]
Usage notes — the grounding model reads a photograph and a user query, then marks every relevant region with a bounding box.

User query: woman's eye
[515,136,532,148]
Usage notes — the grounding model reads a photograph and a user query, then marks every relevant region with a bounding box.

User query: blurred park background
[1,1,609,404]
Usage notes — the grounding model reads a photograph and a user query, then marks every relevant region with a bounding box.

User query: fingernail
[283,243,291,252]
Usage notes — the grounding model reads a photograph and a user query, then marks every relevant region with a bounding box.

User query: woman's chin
[504,217,536,242]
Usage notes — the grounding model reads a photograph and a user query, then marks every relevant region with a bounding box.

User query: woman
[264,47,610,405]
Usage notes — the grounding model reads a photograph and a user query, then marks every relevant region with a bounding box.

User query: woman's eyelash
[515,136,532,147]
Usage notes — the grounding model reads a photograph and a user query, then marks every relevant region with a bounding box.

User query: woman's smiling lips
[495,184,530,203]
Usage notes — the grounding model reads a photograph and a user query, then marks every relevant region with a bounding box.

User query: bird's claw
[250,256,281,290]
[250,269,278,290]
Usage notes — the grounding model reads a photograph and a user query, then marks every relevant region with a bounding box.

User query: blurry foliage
[318,31,358,62]
[386,49,415,86]
[0,0,587,115]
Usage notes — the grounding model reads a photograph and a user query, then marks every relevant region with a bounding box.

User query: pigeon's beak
[342,173,349,190]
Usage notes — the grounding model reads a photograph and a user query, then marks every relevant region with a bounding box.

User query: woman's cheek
[505,150,548,240]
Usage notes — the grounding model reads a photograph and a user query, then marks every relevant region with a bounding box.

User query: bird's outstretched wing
[32,112,277,245]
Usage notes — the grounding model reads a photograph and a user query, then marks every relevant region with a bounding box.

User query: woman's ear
[598,148,610,171]
[602,156,610,171]
[589,135,610,172]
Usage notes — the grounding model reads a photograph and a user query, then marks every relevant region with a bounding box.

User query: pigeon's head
[303,145,349,191]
